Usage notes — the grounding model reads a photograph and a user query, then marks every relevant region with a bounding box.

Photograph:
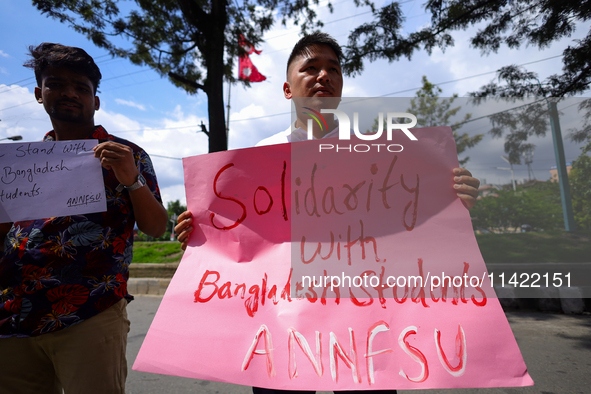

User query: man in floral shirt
[0,43,168,394]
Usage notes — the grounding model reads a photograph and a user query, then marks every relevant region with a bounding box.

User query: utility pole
[499,156,517,191]
[548,100,576,232]
[226,82,231,140]
[523,147,535,181]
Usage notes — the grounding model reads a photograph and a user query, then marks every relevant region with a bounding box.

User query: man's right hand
[175,211,193,251]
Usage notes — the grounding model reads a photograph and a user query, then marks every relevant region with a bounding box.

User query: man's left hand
[93,141,139,186]
[453,168,480,209]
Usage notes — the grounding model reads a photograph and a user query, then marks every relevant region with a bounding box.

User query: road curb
[128,278,171,296]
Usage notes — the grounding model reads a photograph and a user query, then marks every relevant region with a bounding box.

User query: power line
[225,54,566,125]
[0,100,37,112]
[0,84,35,94]
[0,69,155,112]
[0,52,568,127]
[0,56,114,92]
[264,0,417,41]
[380,55,563,97]
[104,77,163,92]
[454,98,548,127]
[146,98,583,162]
[83,54,571,137]
[150,154,182,161]
[0,40,571,153]
[102,68,151,82]
[0,77,35,88]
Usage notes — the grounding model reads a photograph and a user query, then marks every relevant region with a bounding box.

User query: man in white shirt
[175,32,480,394]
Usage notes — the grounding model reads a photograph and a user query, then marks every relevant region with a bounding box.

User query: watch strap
[116,174,146,192]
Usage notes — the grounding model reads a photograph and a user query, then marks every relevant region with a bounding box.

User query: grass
[131,231,591,266]
[132,241,184,264]
[476,230,591,264]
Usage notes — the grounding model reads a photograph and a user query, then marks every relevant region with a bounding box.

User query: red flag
[238,35,266,82]
[239,35,262,55]
[239,55,266,82]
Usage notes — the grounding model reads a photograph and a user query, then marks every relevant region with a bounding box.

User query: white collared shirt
[256,122,340,147]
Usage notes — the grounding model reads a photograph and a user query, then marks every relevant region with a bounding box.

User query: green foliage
[369,76,482,164]
[344,1,591,98]
[569,99,591,154]
[132,241,183,264]
[570,154,591,229]
[134,230,165,242]
[165,199,187,241]
[472,95,547,164]
[344,1,591,161]
[471,158,591,233]
[470,182,563,232]
[166,199,187,218]
[409,76,482,165]
[134,200,185,242]
[133,232,591,265]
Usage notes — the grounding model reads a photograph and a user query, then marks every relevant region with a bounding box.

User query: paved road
[126,295,591,394]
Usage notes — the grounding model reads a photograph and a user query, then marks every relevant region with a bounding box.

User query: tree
[345,0,591,97]
[473,92,546,164]
[159,199,187,241]
[167,199,187,218]
[409,76,482,165]
[470,182,563,233]
[343,1,591,157]
[569,153,591,229]
[32,0,339,153]
[369,76,482,164]
[136,199,186,241]
[569,99,591,154]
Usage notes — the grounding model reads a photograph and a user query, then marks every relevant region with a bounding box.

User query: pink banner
[133,127,533,390]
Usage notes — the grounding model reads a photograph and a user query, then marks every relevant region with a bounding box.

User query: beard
[47,105,90,124]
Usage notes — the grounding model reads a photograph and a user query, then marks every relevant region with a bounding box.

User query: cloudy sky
[1,1,589,207]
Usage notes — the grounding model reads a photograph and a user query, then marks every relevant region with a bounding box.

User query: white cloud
[114,98,146,111]
[0,85,47,141]
[94,103,210,206]
[0,50,9,58]
[160,183,187,208]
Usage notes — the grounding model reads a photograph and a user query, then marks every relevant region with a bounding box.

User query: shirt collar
[43,125,109,142]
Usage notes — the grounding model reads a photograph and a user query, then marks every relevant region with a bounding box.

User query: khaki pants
[0,298,130,394]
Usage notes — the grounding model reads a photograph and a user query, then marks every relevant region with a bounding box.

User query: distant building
[477,184,500,198]
[549,162,572,182]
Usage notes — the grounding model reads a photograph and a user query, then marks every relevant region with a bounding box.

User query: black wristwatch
[116,174,146,192]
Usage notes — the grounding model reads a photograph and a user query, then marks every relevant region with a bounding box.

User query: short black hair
[286,32,343,75]
[24,43,102,93]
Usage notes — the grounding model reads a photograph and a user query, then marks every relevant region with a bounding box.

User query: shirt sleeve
[136,149,162,203]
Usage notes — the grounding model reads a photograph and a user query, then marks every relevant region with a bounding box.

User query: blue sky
[1,1,589,206]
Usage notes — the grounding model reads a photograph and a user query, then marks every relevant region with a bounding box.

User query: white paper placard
[0,140,106,222]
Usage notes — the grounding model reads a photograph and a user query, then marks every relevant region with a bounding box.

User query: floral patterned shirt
[0,126,162,337]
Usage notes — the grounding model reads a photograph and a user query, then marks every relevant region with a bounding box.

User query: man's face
[35,67,99,126]
[284,44,343,100]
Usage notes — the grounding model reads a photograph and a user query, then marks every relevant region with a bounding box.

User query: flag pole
[226,81,231,140]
